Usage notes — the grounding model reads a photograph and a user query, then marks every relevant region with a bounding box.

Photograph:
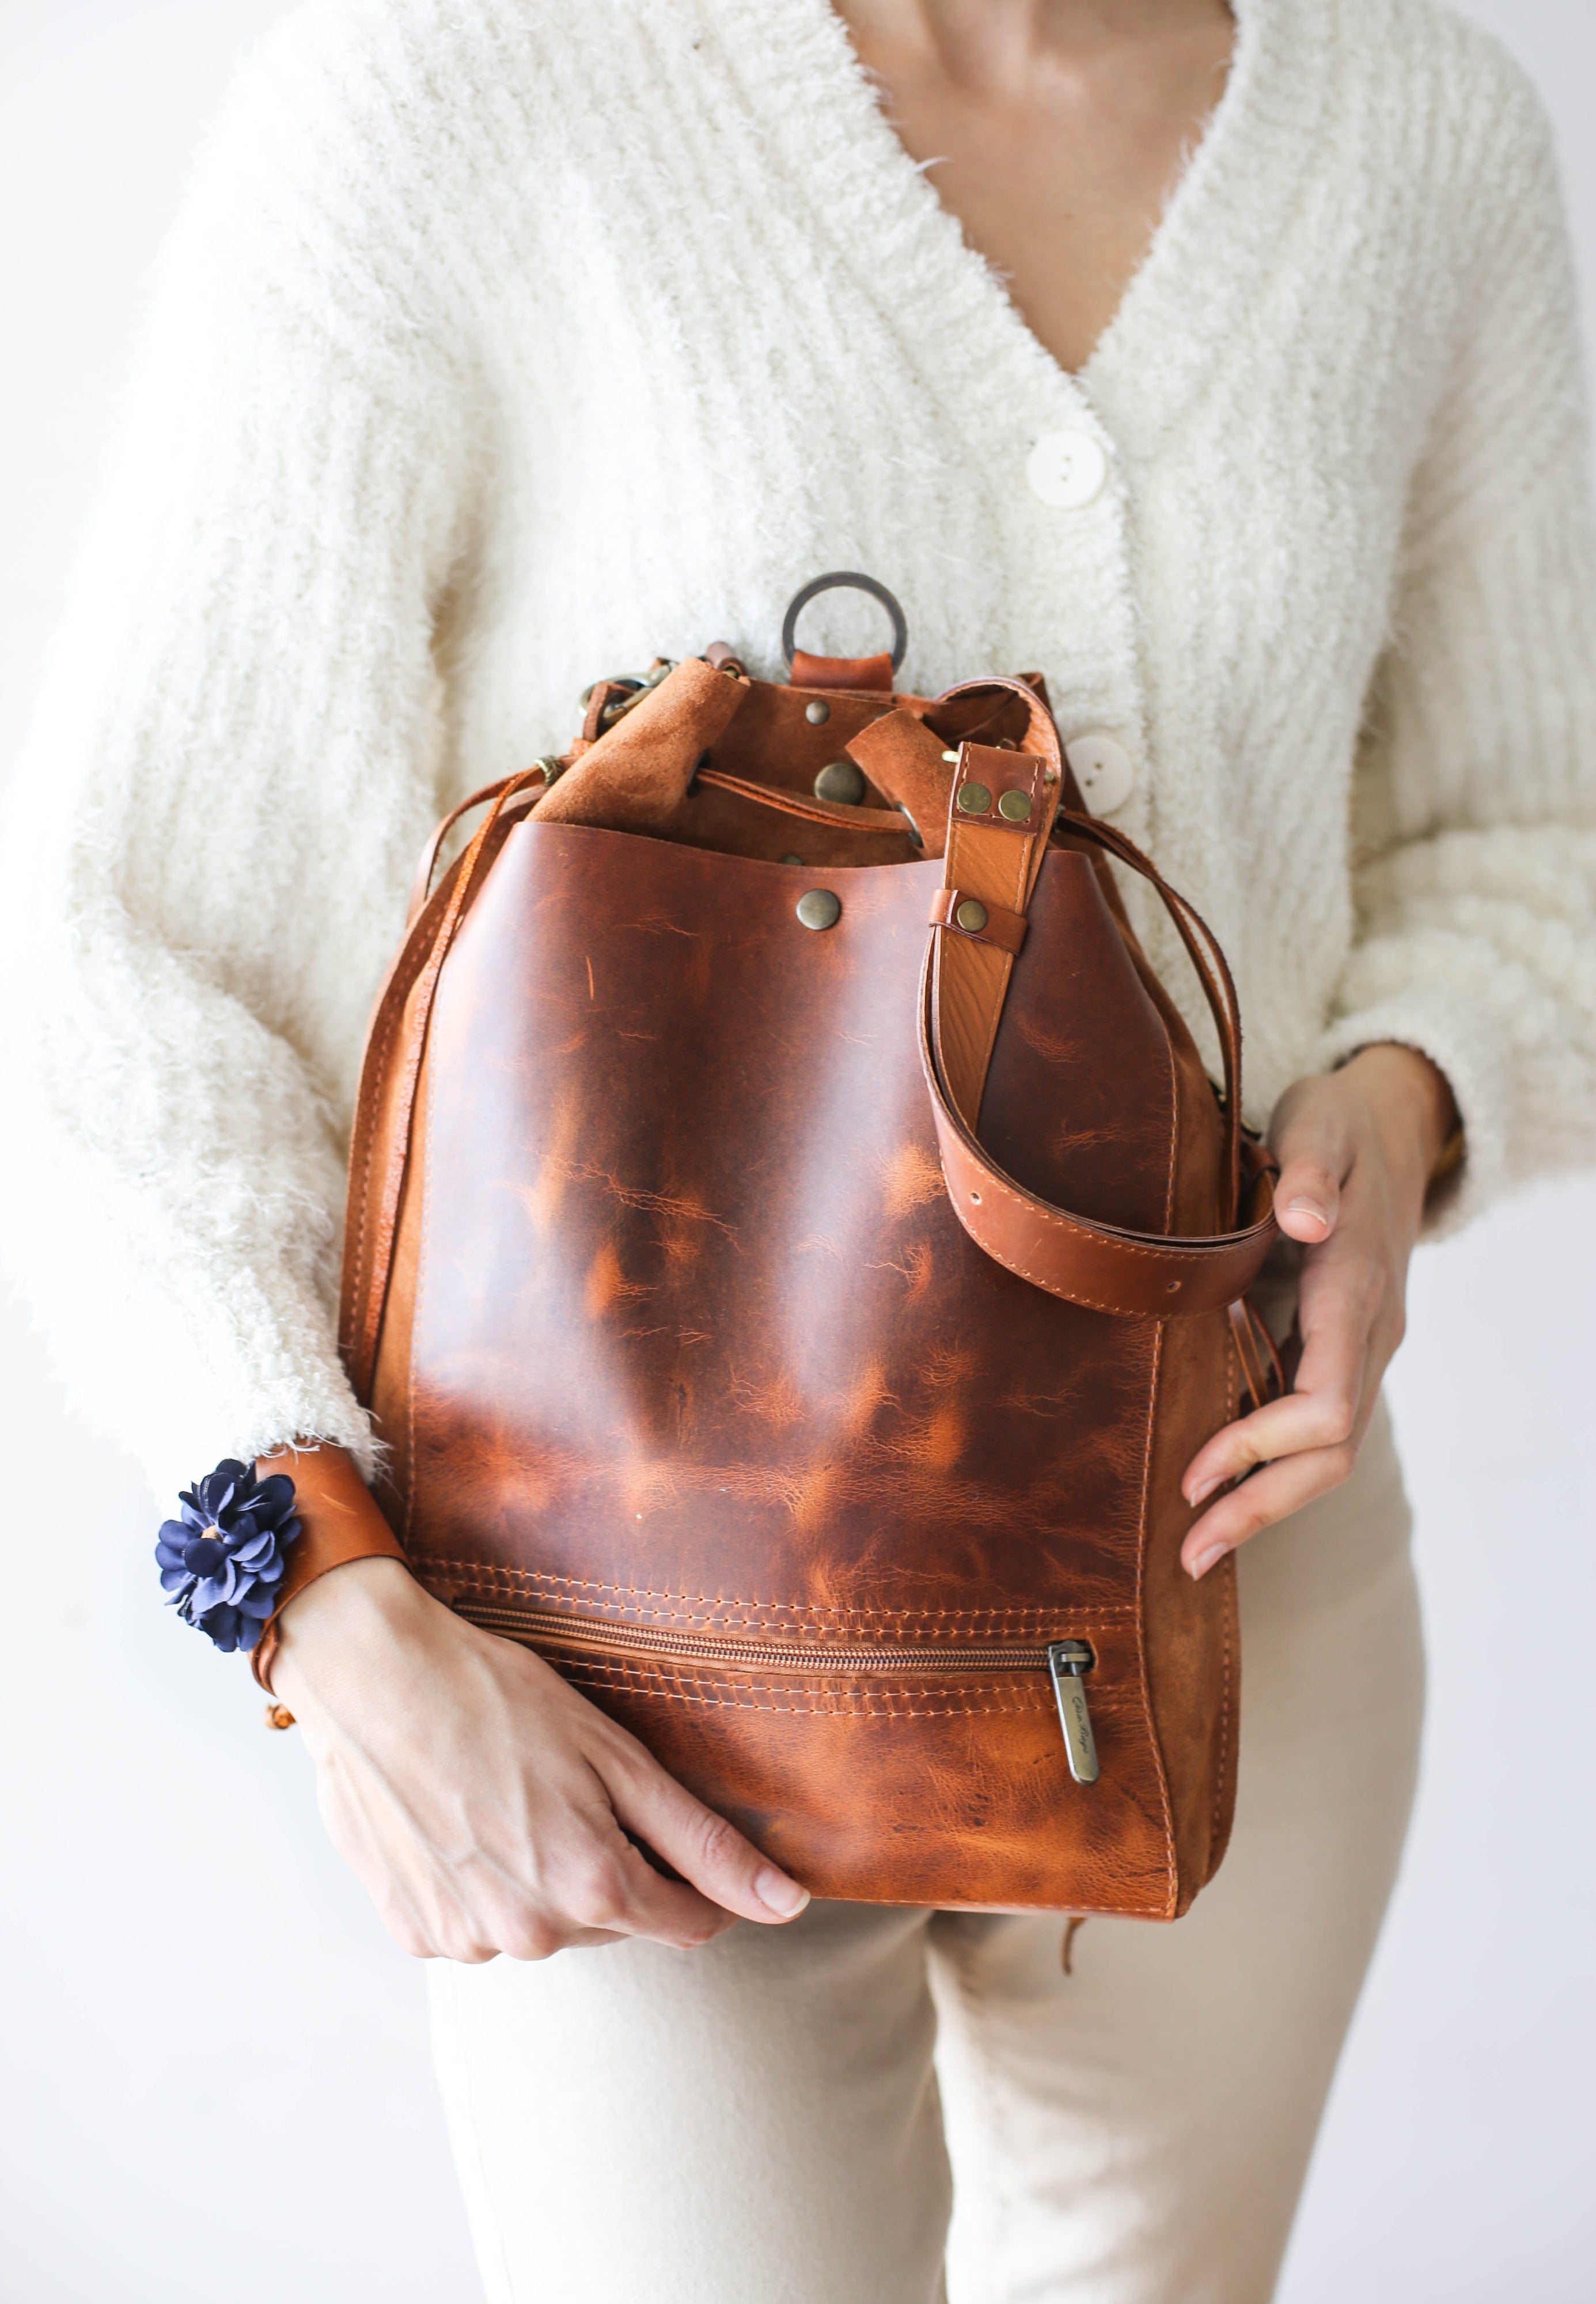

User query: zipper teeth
[454,1601,1055,1675]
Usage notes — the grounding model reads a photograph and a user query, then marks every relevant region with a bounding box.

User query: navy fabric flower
[156,1459,301,1654]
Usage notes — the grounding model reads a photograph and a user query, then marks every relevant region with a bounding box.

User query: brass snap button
[956,782,992,815]
[813,759,865,806]
[780,852,803,866]
[796,888,842,931]
[997,789,1032,821]
[805,699,831,725]
[954,899,989,933]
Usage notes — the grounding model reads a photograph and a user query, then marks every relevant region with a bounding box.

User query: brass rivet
[955,899,989,933]
[780,852,803,866]
[813,758,865,806]
[796,888,841,931]
[957,782,992,815]
[998,789,1032,821]
[805,699,831,725]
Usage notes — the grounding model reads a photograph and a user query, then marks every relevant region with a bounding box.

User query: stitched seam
[1133,1322,1180,1918]
[510,1653,1138,1714]
[1160,984,1179,1240]
[1210,1338,1241,1867]
[554,1661,1058,1717]
[966,1194,1262,1256]
[980,809,1032,1089]
[947,1248,1193,1314]
[572,1665,1052,1701]
[418,1562,1139,1627]
[1211,1556,1235,1872]
[403,1052,439,1551]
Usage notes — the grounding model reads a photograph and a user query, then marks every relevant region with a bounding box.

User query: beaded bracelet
[155,1458,302,1655]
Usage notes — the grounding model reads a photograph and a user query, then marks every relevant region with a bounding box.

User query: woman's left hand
[1180,1042,1458,1578]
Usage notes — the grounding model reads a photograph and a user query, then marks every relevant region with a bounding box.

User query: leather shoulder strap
[920,679,1276,1318]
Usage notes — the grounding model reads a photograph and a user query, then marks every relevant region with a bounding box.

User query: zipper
[453,1600,1101,1786]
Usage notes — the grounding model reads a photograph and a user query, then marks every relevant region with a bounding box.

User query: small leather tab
[789,649,895,692]
[844,709,956,856]
[929,886,1029,955]
[537,657,752,834]
[952,745,1054,850]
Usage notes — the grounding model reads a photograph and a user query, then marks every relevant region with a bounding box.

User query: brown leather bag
[340,577,1280,1918]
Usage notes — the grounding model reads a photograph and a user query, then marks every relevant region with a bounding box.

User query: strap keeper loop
[928,886,1029,955]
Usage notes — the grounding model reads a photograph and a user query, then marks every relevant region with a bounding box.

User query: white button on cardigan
[1026,429,1110,510]
[1065,733,1137,816]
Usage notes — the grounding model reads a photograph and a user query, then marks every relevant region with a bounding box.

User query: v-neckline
[738,0,1330,461]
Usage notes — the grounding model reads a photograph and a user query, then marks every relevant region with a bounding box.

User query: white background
[1,4,1592,2298]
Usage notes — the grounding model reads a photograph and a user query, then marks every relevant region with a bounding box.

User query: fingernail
[755,1866,811,1919]
[1285,1198,1330,1229]
[1186,1475,1222,1507]
[1188,1543,1228,1580]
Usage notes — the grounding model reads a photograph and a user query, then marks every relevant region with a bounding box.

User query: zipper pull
[1047,1640,1100,1784]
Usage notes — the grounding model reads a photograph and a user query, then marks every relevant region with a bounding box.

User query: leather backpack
[340,575,1280,1918]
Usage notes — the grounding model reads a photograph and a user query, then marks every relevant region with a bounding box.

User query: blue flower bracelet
[156,1458,302,1655]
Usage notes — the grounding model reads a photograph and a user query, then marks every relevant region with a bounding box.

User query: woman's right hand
[269,1556,810,1962]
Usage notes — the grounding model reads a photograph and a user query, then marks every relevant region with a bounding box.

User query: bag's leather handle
[919,996,1277,1316]
[930,676,1248,1221]
[408,767,554,925]
[918,703,1277,1316]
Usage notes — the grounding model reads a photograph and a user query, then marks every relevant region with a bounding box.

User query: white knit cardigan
[5,0,1595,1496]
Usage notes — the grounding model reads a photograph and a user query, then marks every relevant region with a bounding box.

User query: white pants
[429,1399,1423,2304]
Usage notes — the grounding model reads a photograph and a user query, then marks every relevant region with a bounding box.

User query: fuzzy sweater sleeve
[0,17,478,1496]
[1312,65,1596,1226]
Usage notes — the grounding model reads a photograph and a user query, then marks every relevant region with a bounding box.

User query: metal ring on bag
[780,573,909,673]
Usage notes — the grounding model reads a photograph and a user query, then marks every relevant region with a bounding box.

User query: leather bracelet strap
[249,1445,407,1694]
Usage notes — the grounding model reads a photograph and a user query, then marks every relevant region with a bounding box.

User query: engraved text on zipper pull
[1047,1640,1100,1784]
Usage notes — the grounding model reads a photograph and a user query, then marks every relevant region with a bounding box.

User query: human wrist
[270,1553,430,1714]
[1336,1042,1459,1184]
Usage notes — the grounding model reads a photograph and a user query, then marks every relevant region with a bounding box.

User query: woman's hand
[1180,1043,1458,1578]
[270,1556,810,1962]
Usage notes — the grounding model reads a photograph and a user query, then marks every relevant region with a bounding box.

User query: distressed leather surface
[367,813,1238,1913]
[344,660,1265,1914]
